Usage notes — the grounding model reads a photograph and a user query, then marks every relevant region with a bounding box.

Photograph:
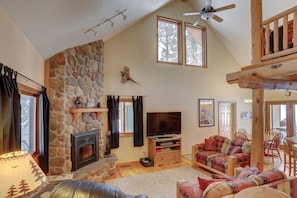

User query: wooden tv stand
[148,136,181,166]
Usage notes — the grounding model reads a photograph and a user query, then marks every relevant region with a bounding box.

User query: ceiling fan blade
[183,12,201,16]
[214,4,236,13]
[212,15,224,23]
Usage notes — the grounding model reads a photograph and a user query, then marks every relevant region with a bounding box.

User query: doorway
[218,101,236,138]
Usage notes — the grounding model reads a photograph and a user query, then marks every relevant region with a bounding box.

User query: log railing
[262,5,297,61]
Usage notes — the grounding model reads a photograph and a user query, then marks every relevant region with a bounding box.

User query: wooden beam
[238,75,297,90]
[251,0,264,172]
[226,58,297,84]
[251,88,264,171]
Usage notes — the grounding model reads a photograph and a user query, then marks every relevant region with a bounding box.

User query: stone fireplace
[48,40,108,175]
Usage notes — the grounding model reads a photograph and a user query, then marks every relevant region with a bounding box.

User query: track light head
[120,12,127,20]
[108,19,114,27]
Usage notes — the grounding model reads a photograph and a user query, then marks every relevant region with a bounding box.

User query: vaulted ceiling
[0,0,296,66]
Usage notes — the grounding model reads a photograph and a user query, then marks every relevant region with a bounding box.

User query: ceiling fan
[183,0,235,25]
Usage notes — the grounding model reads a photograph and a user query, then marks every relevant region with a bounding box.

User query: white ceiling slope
[0,0,296,66]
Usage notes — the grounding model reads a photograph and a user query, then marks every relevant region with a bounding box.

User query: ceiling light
[108,19,114,27]
[84,9,127,35]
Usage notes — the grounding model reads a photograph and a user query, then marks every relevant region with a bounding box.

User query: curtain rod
[1,63,44,90]
[17,73,43,91]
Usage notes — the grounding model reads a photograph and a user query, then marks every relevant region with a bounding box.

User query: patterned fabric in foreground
[106,166,209,198]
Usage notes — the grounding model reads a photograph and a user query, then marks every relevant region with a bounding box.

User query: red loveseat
[192,135,251,176]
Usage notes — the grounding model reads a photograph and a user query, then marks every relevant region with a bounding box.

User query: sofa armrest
[192,144,201,166]
[227,156,239,176]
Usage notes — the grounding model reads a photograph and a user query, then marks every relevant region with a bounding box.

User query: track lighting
[91,30,99,37]
[84,9,127,36]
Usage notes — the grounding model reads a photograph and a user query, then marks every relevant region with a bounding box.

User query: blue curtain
[132,96,144,147]
[107,95,120,149]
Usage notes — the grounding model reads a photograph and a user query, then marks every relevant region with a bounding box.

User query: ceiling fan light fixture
[201,12,214,20]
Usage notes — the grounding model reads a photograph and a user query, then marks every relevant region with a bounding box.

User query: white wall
[0,5,44,85]
[103,1,252,163]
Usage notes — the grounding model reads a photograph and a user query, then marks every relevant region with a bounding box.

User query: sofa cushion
[237,164,261,179]
[178,180,203,198]
[197,177,224,190]
[196,151,222,164]
[203,178,258,198]
[204,138,217,151]
[248,168,287,185]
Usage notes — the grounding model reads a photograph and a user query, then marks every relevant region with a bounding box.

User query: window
[19,84,40,156]
[157,16,182,64]
[185,23,207,67]
[119,98,134,134]
[265,101,297,142]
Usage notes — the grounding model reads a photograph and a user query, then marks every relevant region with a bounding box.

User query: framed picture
[199,99,214,127]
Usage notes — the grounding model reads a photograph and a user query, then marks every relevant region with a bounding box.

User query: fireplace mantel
[70,108,108,122]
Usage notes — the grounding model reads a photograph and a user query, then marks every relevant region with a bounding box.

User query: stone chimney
[48,40,105,175]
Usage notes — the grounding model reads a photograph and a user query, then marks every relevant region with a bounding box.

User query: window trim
[184,22,207,68]
[157,16,183,65]
[18,83,40,158]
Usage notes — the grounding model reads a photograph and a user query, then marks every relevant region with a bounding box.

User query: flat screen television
[147,112,181,138]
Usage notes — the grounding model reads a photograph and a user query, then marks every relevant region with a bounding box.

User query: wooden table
[285,136,297,144]
[235,186,290,198]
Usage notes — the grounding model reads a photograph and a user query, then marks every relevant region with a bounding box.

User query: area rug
[106,166,209,198]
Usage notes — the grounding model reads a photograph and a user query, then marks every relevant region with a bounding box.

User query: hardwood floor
[104,153,285,181]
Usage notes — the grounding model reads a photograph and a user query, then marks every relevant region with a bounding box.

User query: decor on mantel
[74,96,83,108]
[84,9,127,37]
[121,65,139,85]
[0,151,48,198]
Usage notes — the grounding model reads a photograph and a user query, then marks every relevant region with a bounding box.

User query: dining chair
[264,132,283,163]
[291,145,297,176]
[283,140,293,176]
[266,128,280,136]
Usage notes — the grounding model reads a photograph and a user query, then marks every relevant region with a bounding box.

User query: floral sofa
[176,166,297,198]
[192,135,251,176]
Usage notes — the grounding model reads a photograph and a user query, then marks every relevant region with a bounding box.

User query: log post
[251,89,264,170]
[250,0,264,171]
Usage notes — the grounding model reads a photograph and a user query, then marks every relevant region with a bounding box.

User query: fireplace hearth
[71,129,99,171]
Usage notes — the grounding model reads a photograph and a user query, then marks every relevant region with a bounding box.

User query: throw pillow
[237,163,261,179]
[221,138,231,154]
[241,141,251,154]
[229,146,242,155]
[198,177,223,190]
[204,139,217,151]
[214,135,225,142]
